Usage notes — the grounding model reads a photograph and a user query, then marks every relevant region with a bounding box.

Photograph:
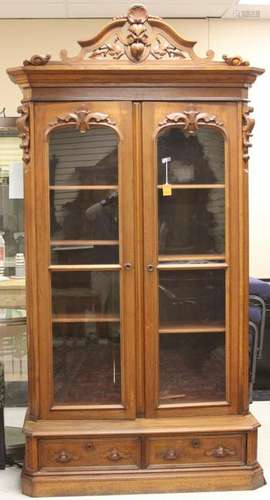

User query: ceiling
[0,0,269,19]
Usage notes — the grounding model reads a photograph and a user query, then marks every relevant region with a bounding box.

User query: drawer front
[39,437,140,469]
[146,434,246,468]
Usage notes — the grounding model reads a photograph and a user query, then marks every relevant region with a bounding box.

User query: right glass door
[143,102,240,417]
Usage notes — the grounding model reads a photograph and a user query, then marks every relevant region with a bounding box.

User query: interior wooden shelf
[157,184,225,190]
[159,322,225,334]
[49,264,121,271]
[159,254,225,262]
[157,262,228,270]
[51,240,119,246]
[49,185,118,190]
[52,314,120,323]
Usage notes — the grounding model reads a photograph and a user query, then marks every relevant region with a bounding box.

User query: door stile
[142,103,160,417]
[133,102,146,417]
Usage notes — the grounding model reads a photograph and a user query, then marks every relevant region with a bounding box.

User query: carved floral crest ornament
[159,106,224,135]
[60,4,215,64]
[46,109,116,137]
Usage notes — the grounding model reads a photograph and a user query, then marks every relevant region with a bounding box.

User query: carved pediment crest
[60,4,214,64]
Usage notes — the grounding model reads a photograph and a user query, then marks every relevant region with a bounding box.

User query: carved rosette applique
[17,104,30,164]
[222,54,249,67]
[242,105,255,163]
[159,107,224,135]
[205,445,236,458]
[23,54,51,66]
[60,4,214,64]
[46,109,116,136]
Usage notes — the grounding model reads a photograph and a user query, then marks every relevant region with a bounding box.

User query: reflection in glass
[158,127,224,185]
[51,271,119,319]
[49,126,118,186]
[159,333,225,404]
[53,322,121,404]
[0,126,24,276]
[50,190,118,242]
[159,270,225,326]
[51,244,119,265]
[159,188,224,255]
[0,310,27,406]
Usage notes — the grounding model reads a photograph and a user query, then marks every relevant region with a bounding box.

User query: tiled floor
[1,402,270,499]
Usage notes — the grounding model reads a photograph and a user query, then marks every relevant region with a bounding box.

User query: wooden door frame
[34,101,136,419]
[142,101,243,418]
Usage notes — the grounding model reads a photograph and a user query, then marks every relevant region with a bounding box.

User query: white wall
[0,17,269,276]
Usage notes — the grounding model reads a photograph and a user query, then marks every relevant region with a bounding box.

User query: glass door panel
[158,189,225,256]
[51,271,119,319]
[159,333,225,404]
[35,101,135,418]
[157,127,224,185]
[49,126,118,186]
[53,322,121,405]
[159,269,225,328]
[49,125,121,407]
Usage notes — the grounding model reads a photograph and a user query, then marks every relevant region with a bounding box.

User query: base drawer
[146,433,246,468]
[39,437,140,469]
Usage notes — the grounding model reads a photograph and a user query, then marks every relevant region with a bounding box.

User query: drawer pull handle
[54,451,77,463]
[107,448,123,462]
[206,445,236,458]
[162,448,178,460]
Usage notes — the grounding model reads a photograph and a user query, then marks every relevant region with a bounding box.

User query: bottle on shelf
[0,233,5,276]
[15,252,25,278]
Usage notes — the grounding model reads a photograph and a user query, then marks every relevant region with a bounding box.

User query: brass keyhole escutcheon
[191,439,201,449]
[146,264,154,272]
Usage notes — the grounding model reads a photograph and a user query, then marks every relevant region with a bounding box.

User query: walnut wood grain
[7,4,265,496]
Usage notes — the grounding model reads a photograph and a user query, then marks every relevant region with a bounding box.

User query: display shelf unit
[7,4,265,496]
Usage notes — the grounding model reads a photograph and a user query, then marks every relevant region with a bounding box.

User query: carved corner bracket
[243,105,255,163]
[222,54,249,67]
[159,106,224,135]
[17,104,30,164]
[45,109,116,137]
[23,54,51,66]
[60,4,214,64]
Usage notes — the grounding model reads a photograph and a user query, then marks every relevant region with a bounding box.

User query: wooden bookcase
[7,4,265,496]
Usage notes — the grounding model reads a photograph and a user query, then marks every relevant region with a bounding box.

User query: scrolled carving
[23,54,51,66]
[159,106,224,135]
[60,4,214,64]
[53,450,78,464]
[243,105,255,163]
[106,448,124,462]
[161,448,180,461]
[17,103,30,164]
[222,54,249,67]
[205,445,236,458]
[46,108,116,137]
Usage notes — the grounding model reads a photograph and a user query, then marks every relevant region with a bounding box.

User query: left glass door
[35,102,136,419]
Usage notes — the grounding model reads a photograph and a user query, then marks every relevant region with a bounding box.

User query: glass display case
[7,4,265,496]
